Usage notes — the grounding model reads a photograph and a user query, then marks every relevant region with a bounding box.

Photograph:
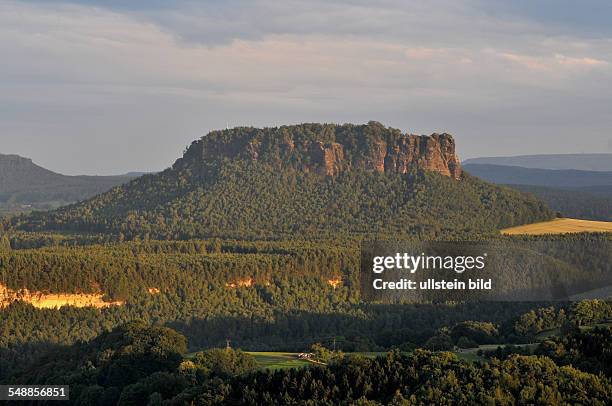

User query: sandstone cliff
[0,283,123,309]
[175,122,462,179]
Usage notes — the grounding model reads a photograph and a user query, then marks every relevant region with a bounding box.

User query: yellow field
[501,218,612,235]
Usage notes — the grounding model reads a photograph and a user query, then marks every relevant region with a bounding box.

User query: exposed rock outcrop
[308,142,345,176]
[0,283,123,309]
[327,277,342,288]
[175,122,462,179]
[225,278,254,288]
[382,133,462,178]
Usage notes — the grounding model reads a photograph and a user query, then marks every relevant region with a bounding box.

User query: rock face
[176,122,462,179]
[361,133,461,178]
[309,142,345,176]
[0,283,123,309]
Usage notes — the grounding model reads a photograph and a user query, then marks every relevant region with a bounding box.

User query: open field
[254,349,532,367]
[185,351,390,371]
[455,343,538,362]
[246,352,312,370]
[184,351,311,370]
[500,218,612,235]
[246,351,386,370]
[455,344,502,362]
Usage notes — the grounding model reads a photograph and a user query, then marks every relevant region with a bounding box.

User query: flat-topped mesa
[176,122,462,179]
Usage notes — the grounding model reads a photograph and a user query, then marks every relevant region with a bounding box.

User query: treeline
[513,300,612,338]
[0,239,357,299]
[6,322,611,405]
[510,184,612,221]
[214,351,611,405]
[485,325,612,378]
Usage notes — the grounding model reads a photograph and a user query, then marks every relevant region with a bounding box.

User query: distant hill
[463,154,612,171]
[462,164,612,221]
[0,153,139,213]
[462,164,612,188]
[574,185,612,198]
[510,185,612,221]
[121,171,152,177]
[10,122,552,239]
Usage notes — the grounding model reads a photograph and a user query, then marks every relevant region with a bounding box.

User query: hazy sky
[1,0,611,175]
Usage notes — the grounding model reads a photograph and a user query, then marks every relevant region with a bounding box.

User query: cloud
[555,54,608,67]
[1,0,612,174]
[496,52,549,70]
[495,51,608,72]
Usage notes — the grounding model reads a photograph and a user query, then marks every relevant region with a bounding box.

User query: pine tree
[0,234,11,252]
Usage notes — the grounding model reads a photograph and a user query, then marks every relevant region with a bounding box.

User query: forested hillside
[511,184,612,221]
[9,123,552,239]
[1,234,609,382]
[0,153,137,213]
[7,321,612,404]
[462,163,612,221]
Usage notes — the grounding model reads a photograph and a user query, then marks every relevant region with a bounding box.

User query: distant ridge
[0,153,139,213]
[463,153,612,172]
[462,164,612,188]
[463,163,612,221]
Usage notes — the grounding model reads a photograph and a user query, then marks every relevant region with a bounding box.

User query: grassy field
[185,351,313,370]
[246,351,387,370]
[246,352,313,370]
[186,351,388,371]
[252,350,523,366]
[455,343,538,362]
[501,218,612,235]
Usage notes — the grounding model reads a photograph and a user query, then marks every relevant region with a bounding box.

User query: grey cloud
[1,0,611,174]
[16,1,612,48]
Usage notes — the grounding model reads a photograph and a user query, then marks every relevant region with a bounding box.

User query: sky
[1,1,611,175]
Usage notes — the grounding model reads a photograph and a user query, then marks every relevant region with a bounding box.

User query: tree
[0,234,10,252]
[98,322,187,387]
[451,321,498,344]
[192,348,257,378]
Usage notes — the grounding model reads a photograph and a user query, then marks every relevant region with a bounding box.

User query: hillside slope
[510,185,612,221]
[463,153,612,171]
[11,122,553,239]
[0,153,137,212]
[462,164,612,188]
[462,164,612,221]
